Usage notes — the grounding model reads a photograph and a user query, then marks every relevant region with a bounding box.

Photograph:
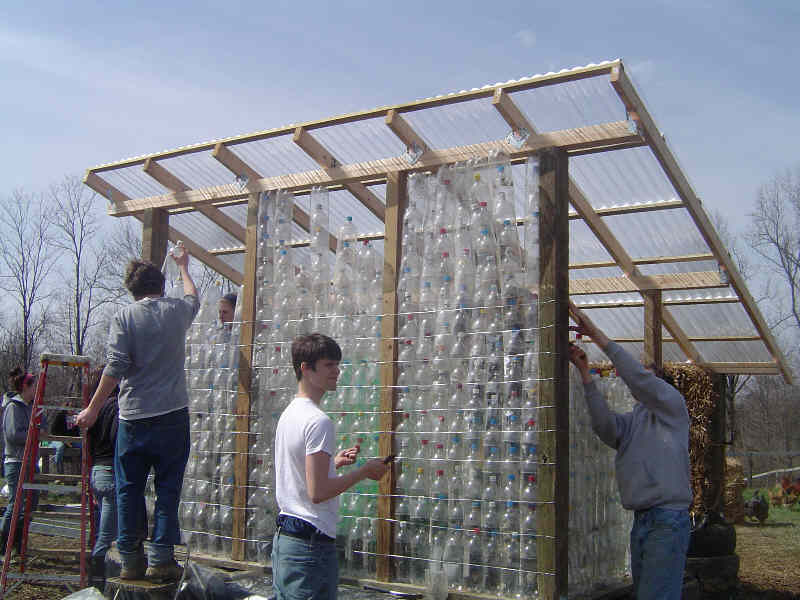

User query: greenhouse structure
[84,59,789,599]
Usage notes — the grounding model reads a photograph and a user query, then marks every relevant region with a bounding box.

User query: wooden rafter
[569,271,725,295]
[570,252,714,270]
[609,335,762,343]
[567,200,685,220]
[212,143,337,253]
[575,295,739,309]
[493,88,536,138]
[106,122,640,217]
[293,126,386,221]
[700,362,781,375]
[385,109,430,156]
[610,64,792,382]
[142,158,245,243]
[83,171,128,207]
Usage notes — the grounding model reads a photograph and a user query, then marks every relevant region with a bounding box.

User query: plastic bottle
[484,531,501,592]
[394,521,412,583]
[521,533,538,597]
[475,227,499,285]
[465,500,482,530]
[482,499,499,533]
[501,532,521,597]
[410,525,430,585]
[442,530,464,591]
[465,528,484,592]
[346,517,366,577]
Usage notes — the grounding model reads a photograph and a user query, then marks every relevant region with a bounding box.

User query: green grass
[742,487,800,522]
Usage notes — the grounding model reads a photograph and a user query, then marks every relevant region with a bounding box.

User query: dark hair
[222,293,237,308]
[8,367,34,393]
[124,260,165,299]
[291,334,342,381]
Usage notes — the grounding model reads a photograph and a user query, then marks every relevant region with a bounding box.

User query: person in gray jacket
[1,367,39,556]
[567,301,691,600]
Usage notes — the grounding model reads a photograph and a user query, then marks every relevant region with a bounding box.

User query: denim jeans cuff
[118,547,146,569]
[148,542,174,565]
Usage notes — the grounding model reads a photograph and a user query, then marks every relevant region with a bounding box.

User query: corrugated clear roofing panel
[508,75,626,132]
[101,165,169,199]
[218,252,244,274]
[328,188,385,239]
[231,134,326,178]
[573,291,642,307]
[218,204,248,228]
[311,118,407,166]
[569,218,614,265]
[570,146,679,211]
[159,151,239,191]
[667,302,759,338]
[663,288,739,303]
[170,211,241,251]
[662,342,687,363]
[569,265,625,280]
[402,97,510,150]
[695,341,773,363]
[576,305,643,339]
[637,260,718,275]
[602,207,711,259]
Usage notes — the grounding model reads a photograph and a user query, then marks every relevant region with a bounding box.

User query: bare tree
[748,165,800,331]
[0,190,60,369]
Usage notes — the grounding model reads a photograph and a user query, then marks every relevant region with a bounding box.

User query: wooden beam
[699,362,781,375]
[143,158,246,242]
[608,335,762,343]
[88,61,620,174]
[141,208,169,268]
[107,122,641,217]
[567,199,685,220]
[83,171,129,207]
[232,193,260,560]
[569,271,726,295]
[574,295,740,309]
[537,148,570,599]
[570,252,715,270]
[385,109,429,155]
[643,290,663,369]
[377,171,406,582]
[492,89,536,138]
[213,142,337,252]
[610,63,792,384]
[294,126,386,222]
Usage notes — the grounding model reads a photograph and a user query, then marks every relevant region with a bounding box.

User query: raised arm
[171,244,198,299]
[568,342,622,449]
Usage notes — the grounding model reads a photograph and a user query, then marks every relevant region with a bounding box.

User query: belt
[276,515,335,544]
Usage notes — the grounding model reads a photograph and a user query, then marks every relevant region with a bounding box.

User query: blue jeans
[1,461,39,548]
[272,530,338,600]
[115,408,189,566]
[631,507,690,600]
[91,465,117,559]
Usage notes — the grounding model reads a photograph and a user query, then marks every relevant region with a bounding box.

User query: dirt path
[735,516,800,598]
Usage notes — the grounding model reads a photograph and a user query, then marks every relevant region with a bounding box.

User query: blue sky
[1,0,799,232]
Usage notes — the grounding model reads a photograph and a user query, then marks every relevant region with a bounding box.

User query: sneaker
[145,560,183,583]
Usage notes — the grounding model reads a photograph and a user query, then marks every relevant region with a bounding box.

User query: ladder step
[29,521,82,538]
[31,510,82,519]
[6,572,82,583]
[34,472,83,482]
[28,547,83,557]
[40,352,91,367]
[40,434,82,443]
[23,483,80,493]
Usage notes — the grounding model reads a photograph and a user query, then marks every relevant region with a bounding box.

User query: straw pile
[724,457,746,524]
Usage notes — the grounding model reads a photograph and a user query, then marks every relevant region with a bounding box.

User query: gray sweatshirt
[583,342,692,512]
[104,294,199,420]
[3,395,32,462]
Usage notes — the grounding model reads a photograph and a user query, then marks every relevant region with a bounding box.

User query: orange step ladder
[0,353,95,596]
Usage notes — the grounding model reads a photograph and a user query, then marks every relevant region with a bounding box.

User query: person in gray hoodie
[1,367,39,556]
[567,302,691,600]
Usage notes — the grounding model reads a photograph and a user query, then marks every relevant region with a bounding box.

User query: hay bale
[724,457,745,524]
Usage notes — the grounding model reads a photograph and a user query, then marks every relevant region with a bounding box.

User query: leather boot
[89,555,106,590]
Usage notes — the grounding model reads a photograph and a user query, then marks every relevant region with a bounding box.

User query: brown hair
[291,334,342,381]
[8,367,34,394]
[124,260,165,299]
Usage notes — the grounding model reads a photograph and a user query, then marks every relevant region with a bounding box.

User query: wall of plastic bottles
[567,363,633,595]
[163,150,633,598]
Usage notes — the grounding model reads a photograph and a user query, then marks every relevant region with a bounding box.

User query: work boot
[89,555,106,590]
[119,548,147,581]
[145,560,183,583]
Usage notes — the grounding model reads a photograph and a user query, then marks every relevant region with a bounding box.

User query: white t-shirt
[274,396,338,537]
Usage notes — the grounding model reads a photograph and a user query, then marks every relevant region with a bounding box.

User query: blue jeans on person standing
[1,461,39,550]
[272,528,338,600]
[115,408,189,567]
[90,465,117,560]
[630,507,691,600]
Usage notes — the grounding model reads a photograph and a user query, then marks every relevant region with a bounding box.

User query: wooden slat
[569,252,715,270]
[385,109,429,154]
[141,208,169,268]
[376,171,406,581]
[569,271,726,295]
[575,296,740,309]
[537,148,570,599]
[609,335,762,343]
[107,122,640,216]
[610,64,792,383]
[231,193,259,561]
[213,142,337,252]
[643,290,662,369]
[143,158,246,242]
[88,61,620,174]
[294,126,386,222]
[493,89,536,137]
[83,171,128,207]
[700,362,781,375]
[567,199,685,220]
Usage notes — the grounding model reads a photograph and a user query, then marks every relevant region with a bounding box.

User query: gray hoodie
[3,394,33,463]
[583,342,692,512]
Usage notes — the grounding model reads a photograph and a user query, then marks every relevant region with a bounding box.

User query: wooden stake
[141,208,169,268]
[643,290,663,369]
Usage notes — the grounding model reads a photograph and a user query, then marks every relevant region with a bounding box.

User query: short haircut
[125,260,165,299]
[222,292,238,307]
[8,367,33,393]
[291,334,342,381]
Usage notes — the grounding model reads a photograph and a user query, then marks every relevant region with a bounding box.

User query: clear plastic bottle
[484,531,502,592]
[442,529,464,591]
[410,524,430,585]
[501,532,521,597]
[465,528,484,592]
[394,521,412,583]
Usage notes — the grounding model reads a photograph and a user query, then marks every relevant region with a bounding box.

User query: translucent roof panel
[569,219,614,265]
[311,118,407,166]
[637,260,718,275]
[402,97,511,150]
[695,341,773,363]
[667,302,759,338]
[218,204,247,228]
[228,135,321,178]
[509,75,626,133]
[170,211,241,251]
[218,252,244,274]
[574,305,644,339]
[102,164,169,199]
[569,265,625,281]
[602,208,711,259]
[160,151,243,191]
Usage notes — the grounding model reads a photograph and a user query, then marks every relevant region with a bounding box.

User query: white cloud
[514,29,536,48]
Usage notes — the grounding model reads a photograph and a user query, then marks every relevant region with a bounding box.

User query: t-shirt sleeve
[104,312,132,380]
[304,414,335,457]
[179,295,200,329]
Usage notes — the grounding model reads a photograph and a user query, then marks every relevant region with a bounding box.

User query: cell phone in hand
[383,455,396,464]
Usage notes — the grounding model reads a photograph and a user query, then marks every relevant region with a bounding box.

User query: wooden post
[141,208,169,267]
[231,193,260,561]
[708,374,728,513]
[537,148,570,599]
[377,171,406,581]
[643,290,663,369]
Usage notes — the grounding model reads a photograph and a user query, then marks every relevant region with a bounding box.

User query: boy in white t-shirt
[273,334,389,600]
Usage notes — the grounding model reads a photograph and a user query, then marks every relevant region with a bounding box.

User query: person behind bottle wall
[76,251,199,583]
[567,301,691,600]
[272,333,390,600]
